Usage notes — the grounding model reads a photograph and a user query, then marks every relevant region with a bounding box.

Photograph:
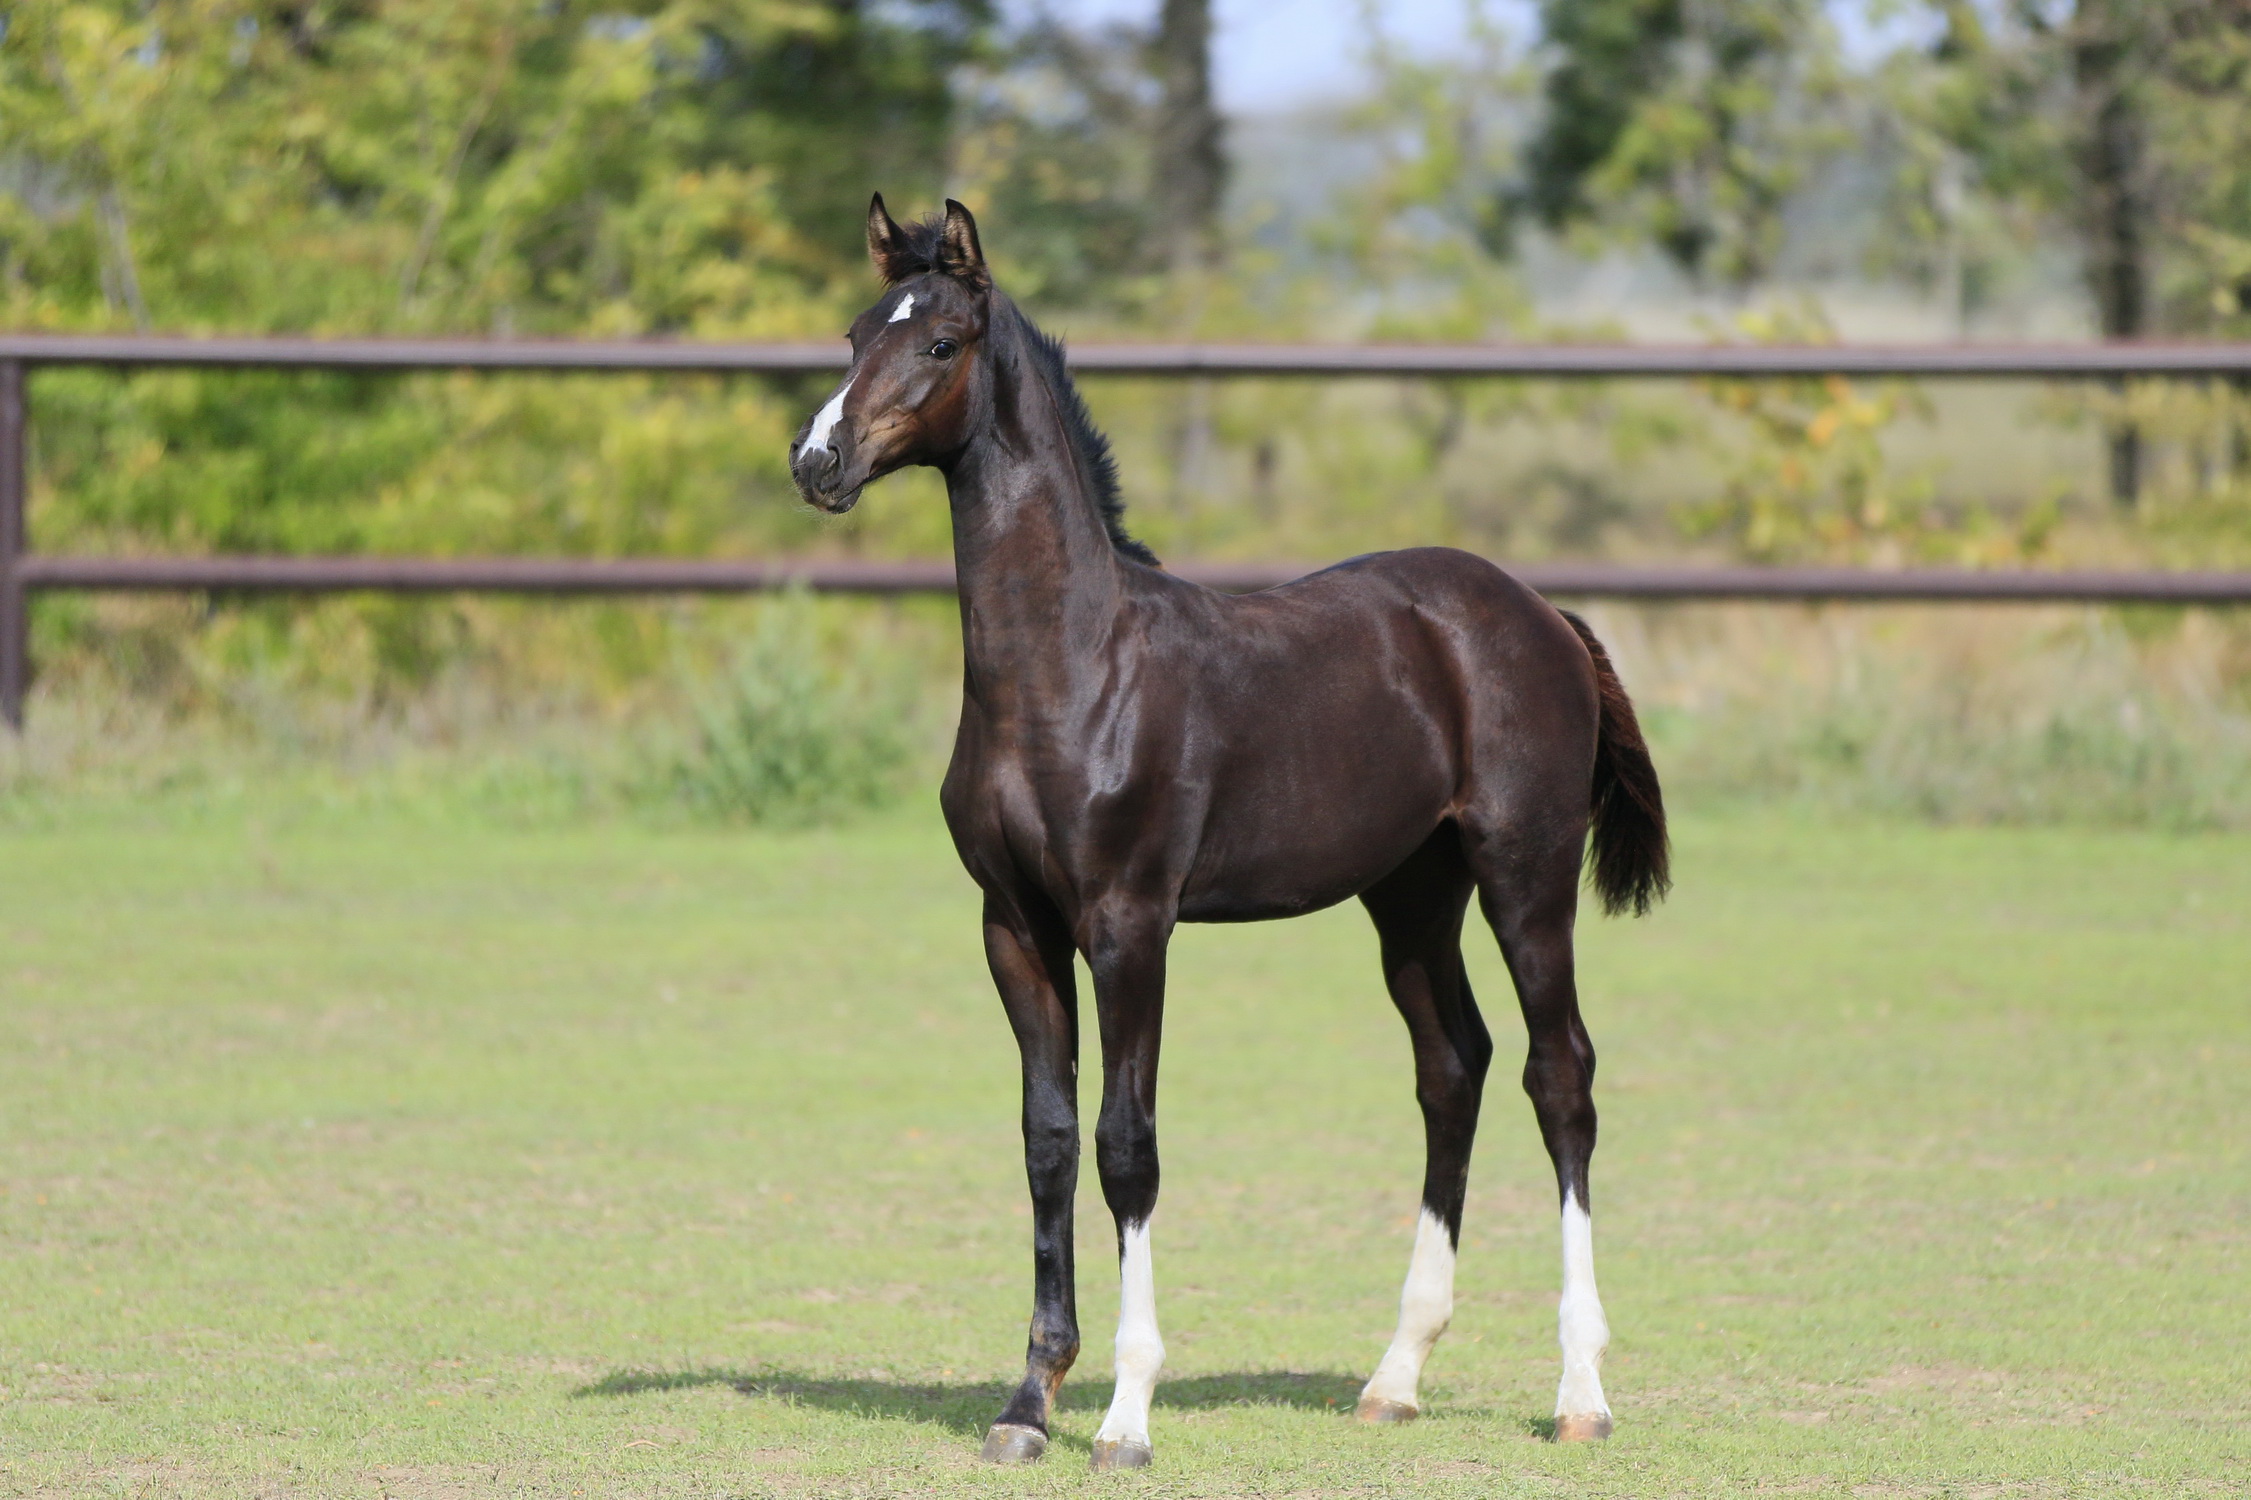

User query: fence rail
[9,335,2251,729]
[10,332,2251,378]
[19,553,2251,606]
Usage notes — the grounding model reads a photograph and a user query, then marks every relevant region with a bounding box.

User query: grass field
[1,801,2246,1497]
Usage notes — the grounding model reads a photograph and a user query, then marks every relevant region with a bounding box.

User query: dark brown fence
[7,334,2251,729]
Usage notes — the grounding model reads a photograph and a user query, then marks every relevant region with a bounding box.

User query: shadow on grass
[572,1367,1367,1440]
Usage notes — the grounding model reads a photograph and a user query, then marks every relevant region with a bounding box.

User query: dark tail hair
[1560,611,1670,917]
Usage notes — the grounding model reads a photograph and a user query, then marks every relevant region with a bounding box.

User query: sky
[1018,1,1928,114]
[1023,0,1511,114]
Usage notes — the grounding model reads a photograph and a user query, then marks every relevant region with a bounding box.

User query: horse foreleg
[1086,909,1170,1471]
[978,894,1083,1465]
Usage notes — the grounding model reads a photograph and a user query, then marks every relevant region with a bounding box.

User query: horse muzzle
[790,440,864,514]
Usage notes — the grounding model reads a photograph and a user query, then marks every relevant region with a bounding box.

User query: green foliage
[653,593,921,824]
[0,0,985,336]
[1688,366,1936,562]
[1876,1,2251,337]
[1,0,995,706]
[1511,0,1848,287]
[1518,0,1685,236]
[1673,306,2066,565]
[950,15,1163,311]
[1318,6,1531,335]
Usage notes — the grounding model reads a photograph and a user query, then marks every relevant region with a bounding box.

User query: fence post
[1,359,24,731]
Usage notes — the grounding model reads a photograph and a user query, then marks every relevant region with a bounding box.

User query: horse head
[789,194,994,514]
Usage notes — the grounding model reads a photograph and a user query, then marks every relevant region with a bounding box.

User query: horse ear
[938,199,991,291]
[867,193,915,284]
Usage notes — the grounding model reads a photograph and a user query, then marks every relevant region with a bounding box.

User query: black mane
[883,215,1157,567]
[1004,301,1159,567]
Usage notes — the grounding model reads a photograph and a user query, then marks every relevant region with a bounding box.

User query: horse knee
[1023,1118,1078,1195]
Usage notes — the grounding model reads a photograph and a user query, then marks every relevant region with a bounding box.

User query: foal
[790,196,1669,1470]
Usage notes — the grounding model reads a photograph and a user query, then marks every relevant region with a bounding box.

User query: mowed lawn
[0,803,2245,1498]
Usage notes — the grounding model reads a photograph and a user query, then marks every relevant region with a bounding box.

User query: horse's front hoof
[1355,1396,1419,1424]
[1090,1437,1153,1471]
[1552,1412,1613,1442]
[980,1423,1049,1464]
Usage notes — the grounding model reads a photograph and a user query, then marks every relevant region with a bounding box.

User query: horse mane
[880,215,1158,567]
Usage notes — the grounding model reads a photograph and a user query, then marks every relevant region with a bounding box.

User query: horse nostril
[796,443,841,488]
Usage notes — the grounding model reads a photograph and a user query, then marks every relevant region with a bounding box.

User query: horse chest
[943,701,1201,891]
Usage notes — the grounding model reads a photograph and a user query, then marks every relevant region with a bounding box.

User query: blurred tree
[1151,0,1224,273]
[1329,3,1529,333]
[1879,1,2251,505]
[0,0,989,547]
[948,13,1162,310]
[0,0,988,338]
[0,0,989,699]
[1507,0,1848,290]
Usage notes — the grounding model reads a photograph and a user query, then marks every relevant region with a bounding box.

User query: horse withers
[787,195,1669,1470]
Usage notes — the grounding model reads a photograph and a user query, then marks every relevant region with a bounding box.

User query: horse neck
[943,313,1126,697]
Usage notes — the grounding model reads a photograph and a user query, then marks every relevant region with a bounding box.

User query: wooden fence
[7,335,2251,729]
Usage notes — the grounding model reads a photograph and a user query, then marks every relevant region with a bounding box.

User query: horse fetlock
[1557,1294,1609,1358]
[1113,1330,1164,1379]
[1028,1321,1080,1367]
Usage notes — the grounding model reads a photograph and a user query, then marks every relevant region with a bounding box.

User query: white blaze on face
[1094,1220,1164,1448]
[1360,1207,1456,1412]
[886,291,916,323]
[1554,1196,1612,1421]
[804,375,854,453]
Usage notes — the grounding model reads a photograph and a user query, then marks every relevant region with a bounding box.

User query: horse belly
[1174,753,1453,923]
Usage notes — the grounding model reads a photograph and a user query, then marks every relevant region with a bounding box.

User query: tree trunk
[1152,0,1225,273]
[1151,0,1226,512]
[2072,0,2152,507]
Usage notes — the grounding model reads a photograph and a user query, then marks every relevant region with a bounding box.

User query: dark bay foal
[789,196,1670,1470]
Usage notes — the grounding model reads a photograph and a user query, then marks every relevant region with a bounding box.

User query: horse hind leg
[1467,818,1614,1441]
[1356,832,1488,1424]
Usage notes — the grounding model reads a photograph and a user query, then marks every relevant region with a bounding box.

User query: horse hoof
[1355,1396,1419,1424]
[1090,1437,1153,1471]
[980,1423,1048,1464]
[1552,1412,1613,1442]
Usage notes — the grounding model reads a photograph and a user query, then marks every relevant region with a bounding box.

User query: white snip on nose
[805,376,854,452]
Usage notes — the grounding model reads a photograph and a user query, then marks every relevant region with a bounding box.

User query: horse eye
[929,338,958,360]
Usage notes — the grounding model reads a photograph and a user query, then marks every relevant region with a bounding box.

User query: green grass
[1,803,2246,1497]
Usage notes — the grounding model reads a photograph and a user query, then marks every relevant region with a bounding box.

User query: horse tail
[1559,610,1670,918]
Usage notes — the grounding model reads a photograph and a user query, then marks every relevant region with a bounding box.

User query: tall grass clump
[1597,604,2251,829]
[652,595,928,825]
